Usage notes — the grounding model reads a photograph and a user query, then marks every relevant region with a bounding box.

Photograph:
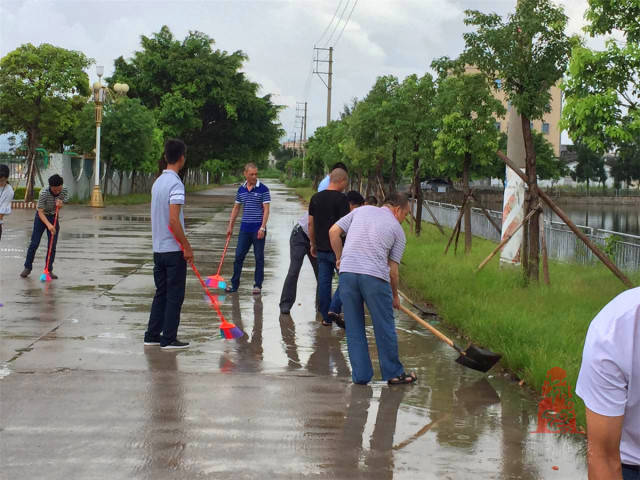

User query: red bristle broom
[169,227,243,339]
[206,231,231,289]
[40,205,60,283]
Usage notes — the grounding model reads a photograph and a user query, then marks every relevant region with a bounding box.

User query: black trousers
[279,226,318,313]
[146,251,187,346]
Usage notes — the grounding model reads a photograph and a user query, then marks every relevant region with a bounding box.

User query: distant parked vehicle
[421,178,452,193]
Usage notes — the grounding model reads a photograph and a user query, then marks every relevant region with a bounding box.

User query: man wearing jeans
[20,174,67,278]
[226,163,270,294]
[329,193,416,385]
[145,139,192,350]
[308,168,349,326]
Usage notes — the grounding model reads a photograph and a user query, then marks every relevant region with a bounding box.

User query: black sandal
[387,372,417,385]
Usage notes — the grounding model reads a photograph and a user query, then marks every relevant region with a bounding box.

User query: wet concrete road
[0,182,587,479]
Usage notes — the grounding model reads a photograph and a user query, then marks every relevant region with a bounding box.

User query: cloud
[0,0,594,143]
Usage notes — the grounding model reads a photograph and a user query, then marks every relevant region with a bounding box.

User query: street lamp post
[88,66,129,207]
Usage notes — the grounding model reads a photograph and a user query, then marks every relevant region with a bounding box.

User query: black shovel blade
[455,344,502,373]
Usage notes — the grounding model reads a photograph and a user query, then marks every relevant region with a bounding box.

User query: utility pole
[314,46,333,125]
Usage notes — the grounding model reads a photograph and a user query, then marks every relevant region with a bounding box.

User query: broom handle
[399,304,455,348]
[216,232,232,276]
[168,226,225,319]
[44,205,60,272]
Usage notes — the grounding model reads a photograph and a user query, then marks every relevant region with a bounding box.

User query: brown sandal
[388,372,417,385]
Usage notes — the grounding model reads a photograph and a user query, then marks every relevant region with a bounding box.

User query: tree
[432,57,506,253]
[0,43,92,200]
[273,146,295,171]
[488,131,568,184]
[75,97,161,195]
[570,142,606,194]
[562,1,640,154]
[349,75,401,196]
[608,133,640,190]
[463,0,575,282]
[109,26,283,171]
[397,73,438,236]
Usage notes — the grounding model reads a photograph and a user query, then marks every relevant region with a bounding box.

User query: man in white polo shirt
[144,139,192,350]
[329,192,417,386]
[576,287,639,479]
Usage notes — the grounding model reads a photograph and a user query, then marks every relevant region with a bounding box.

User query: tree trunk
[413,141,423,236]
[118,171,124,196]
[389,135,398,194]
[463,152,472,254]
[131,170,137,193]
[103,161,111,199]
[24,129,39,202]
[522,115,539,282]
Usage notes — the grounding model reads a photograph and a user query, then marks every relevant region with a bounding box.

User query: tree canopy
[561,1,640,153]
[109,26,283,171]
[0,43,92,200]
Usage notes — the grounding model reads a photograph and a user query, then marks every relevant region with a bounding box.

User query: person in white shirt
[0,164,14,241]
[576,287,640,480]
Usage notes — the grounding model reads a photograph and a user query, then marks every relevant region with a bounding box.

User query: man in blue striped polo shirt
[226,163,271,294]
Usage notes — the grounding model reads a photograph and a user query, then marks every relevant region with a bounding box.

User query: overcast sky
[1,0,595,145]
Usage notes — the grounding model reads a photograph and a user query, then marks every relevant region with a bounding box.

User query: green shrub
[11,186,41,200]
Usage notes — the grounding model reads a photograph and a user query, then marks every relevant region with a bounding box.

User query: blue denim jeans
[316,250,337,322]
[329,285,342,314]
[340,272,404,384]
[231,230,265,290]
[146,251,187,346]
[623,464,640,480]
[24,213,59,270]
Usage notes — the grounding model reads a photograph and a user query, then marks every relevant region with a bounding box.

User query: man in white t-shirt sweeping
[576,287,640,480]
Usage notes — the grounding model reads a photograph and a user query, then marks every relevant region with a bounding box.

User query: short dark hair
[164,138,186,165]
[48,174,63,187]
[0,164,9,179]
[346,190,364,206]
[383,192,409,209]
[365,195,378,206]
[331,162,348,173]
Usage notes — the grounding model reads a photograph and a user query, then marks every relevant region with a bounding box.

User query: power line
[324,0,351,47]
[333,0,358,47]
[316,0,344,46]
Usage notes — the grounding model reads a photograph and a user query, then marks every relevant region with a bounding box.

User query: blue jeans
[146,251,187,346]
[329,285,342,314]
[340,272,404,384]
[623,464,640,480]
[316,250,337,322]
[24,213,59,270]
[231,230,265,290]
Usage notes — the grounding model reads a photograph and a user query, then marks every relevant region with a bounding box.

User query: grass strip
[399,221,639,428]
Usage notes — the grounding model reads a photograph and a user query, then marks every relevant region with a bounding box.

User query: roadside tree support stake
[476,203,541,273]
[497,150,634,289]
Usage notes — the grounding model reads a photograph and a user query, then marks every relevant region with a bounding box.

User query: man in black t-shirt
[309,168,349,326]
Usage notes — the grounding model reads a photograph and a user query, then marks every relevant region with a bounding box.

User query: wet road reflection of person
[306,322,350,378]
[278,313,302,370]
[139,350,186,476]
[334,386,405,479]
[220,294,263,373]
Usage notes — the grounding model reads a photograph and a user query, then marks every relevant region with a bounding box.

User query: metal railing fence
[418,200,640,272]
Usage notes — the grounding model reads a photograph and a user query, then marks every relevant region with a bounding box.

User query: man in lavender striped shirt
[329,193,417,385]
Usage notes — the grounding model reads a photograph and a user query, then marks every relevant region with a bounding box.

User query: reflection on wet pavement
[0,183,587,478]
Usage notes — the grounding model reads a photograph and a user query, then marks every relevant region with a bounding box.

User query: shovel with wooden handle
[399,303,501,373]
